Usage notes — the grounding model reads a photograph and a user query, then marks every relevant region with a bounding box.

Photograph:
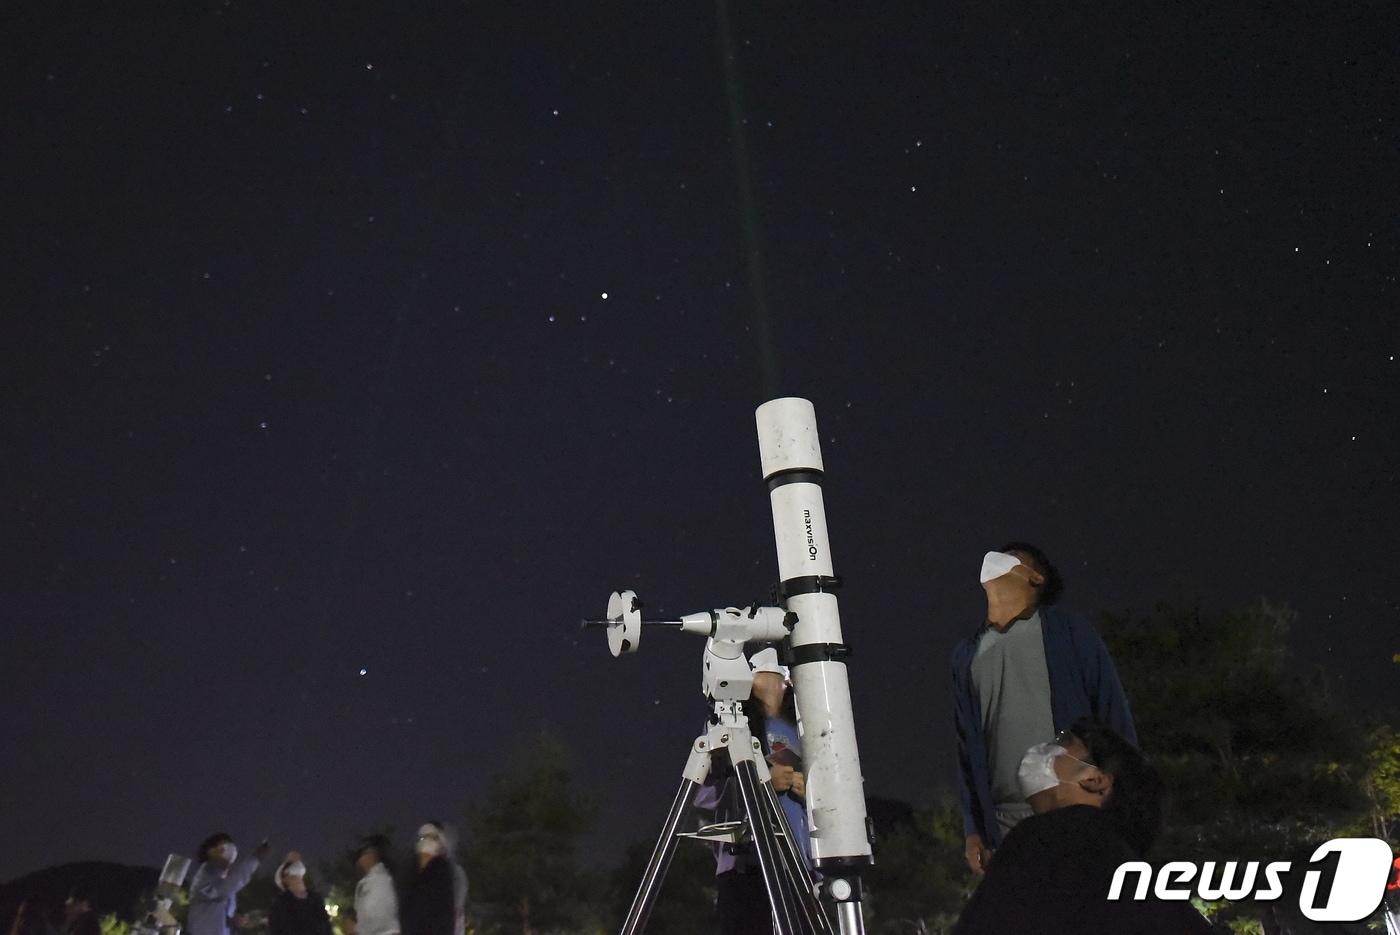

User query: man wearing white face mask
[188,833,270,935]
[952,720,1210,934]
[949,542,1137,876]
[269,852,332,935]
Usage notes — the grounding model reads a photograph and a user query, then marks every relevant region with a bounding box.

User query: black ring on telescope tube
[764,468,824,491]
[788,642,854,667]
[778,574,843,600]
[814,854,874,873]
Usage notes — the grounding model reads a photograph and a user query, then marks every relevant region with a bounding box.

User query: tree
[463,732,599,935]
[604,835,716,935]
[1355,724,1400,841]
[860,796,970,935]
[1098,597,1395,931]
[1098,597,1372,858]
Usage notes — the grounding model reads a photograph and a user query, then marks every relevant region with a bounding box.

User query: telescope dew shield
[755,397,873,871]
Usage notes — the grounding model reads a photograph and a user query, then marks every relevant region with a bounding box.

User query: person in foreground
[953,718,1211,935]
[951,542,1138,874]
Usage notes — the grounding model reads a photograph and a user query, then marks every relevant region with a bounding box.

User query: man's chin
[987,608,1030,628]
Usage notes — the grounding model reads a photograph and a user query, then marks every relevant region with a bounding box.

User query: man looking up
[952,720,1210,934]
[950,542,1137,876]
[188,834,270,935]
[353,836,400,935]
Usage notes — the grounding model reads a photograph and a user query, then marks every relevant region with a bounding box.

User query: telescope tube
[756,398,873,872]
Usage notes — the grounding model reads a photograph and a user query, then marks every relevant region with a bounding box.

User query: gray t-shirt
[970,610,1055,807]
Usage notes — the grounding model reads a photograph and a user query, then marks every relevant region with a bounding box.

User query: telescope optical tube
[755,398,873,873]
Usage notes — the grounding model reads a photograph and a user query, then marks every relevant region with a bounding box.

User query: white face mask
[979,551,1022,584]
[219,843,238,865]
[280,861,307,891]
[1017,741,1069,799]
[1018,741,1097,800]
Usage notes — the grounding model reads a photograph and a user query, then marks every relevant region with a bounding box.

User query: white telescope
[133,854,192,935]
[757,398,873,922]
[591,398,872,934]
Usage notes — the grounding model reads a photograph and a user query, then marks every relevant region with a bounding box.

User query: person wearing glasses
[953,719,1210,934]
[950,542,1138,876]
[402,824,455,935]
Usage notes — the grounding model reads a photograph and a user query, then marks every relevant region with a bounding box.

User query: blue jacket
[950,605,1137,848]
[188,854,261,935]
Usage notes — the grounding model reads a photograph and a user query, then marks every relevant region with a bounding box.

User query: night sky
[5,2,1397,880]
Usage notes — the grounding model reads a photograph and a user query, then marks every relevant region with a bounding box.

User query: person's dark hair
[742,683,798,756]
[196,832,233,862]
[1067,718,1163,856]
[998,541,1064,606]
[355,834,394,874]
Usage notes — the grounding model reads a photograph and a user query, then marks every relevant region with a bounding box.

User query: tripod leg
[620,777,699,935]
[759,781,833,935]
[734,759,803,935]
[760,781,816,890]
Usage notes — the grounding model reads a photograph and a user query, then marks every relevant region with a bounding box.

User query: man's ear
[1081,769,1113,798]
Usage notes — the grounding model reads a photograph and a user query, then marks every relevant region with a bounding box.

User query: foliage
[857,796,973,934]
[1099,596,1398,930]
[1225,916,1265,935]
[1354,724,1400,841]
[237,878,281,918]
[603,835,717,935]
[1098,597,1372,859]
[99,914,131,935]
[324,883,358,935]
[463,731,600,935]
[164,886,189,934]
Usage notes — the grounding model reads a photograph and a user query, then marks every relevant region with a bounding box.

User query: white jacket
[354,863,400,935]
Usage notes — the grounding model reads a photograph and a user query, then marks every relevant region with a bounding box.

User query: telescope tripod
[621,700,834,935]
